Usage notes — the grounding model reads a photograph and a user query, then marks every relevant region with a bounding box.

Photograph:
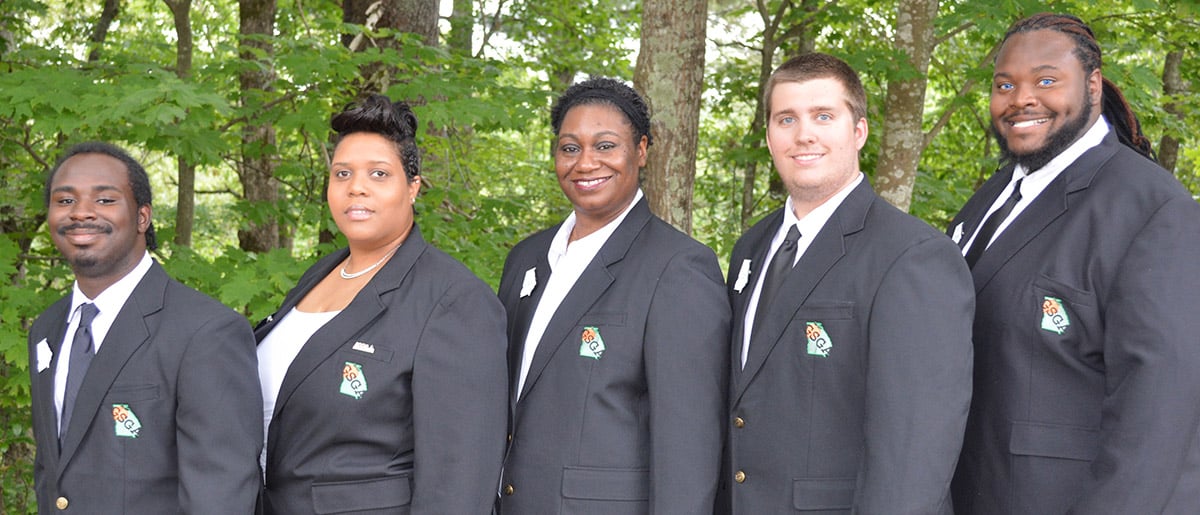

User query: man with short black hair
[28,141,261,513]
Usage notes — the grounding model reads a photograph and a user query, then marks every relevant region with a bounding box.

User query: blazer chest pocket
[791,302,855,359]
[342,340,395,363]
[104,384,160,403]
[1032,275,1099,351]
[312,474,412,514]
[561,466,649,501]
[792,477,854,511]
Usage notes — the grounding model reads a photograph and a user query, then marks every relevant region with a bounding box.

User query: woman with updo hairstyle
[254,94,507,514]
[495,77,730,514]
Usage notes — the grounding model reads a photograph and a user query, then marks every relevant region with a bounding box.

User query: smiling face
[328,132,421,250]
[47,153,150,293]
[554,103,647,232]
[990,29,1102,171]
[766,78,868,218]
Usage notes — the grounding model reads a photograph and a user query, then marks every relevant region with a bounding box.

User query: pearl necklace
[340,246,399,279]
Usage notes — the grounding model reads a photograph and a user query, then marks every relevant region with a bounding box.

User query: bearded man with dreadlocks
[948,13,1200,515]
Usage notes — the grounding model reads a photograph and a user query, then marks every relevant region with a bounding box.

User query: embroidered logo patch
[340,362,368,399]
[579,326,606,360]
[112,404,142,438]
[805,322,832,357]
[1041,296,1071,334]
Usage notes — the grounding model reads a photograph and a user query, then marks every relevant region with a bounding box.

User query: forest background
[1,0,1197,509]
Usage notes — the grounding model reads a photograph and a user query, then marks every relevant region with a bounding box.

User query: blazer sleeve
[410,276,508,514]
[644,245,731,514]
[857,234,974,514]
[1069,194,1200,514]
[175,308,263,514]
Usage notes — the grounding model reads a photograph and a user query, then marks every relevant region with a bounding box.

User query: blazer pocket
[1008,420,1099,461]
[104,384,160,402]
[561,466,649,501]
[791,302,855,321]
[342,341,395,363]
[312,474,412,514]
[792,477,855,510]
[580,312,626,327]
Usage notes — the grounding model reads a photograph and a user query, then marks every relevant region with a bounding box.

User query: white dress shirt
[257,306,341,472]
[516,189,644,397]
[741,173,864,367]
[960,117,1110,254]
[55,251,153,434]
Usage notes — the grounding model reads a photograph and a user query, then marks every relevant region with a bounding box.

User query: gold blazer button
[56,497,69,510]
[734,470,746,483]
[503,484,515,496]
[733,416,745,428]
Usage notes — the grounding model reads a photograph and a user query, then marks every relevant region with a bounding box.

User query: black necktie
[61,303,98,438]
[964,178,1023,269]
[754,225,801,335]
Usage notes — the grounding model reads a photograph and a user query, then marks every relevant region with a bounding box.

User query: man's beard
[992,93,1093,173]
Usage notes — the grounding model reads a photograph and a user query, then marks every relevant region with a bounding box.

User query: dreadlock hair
[1002,13,1156,162]
[550,77,653,147]
[45,141,158,251]
[331,94,421,183]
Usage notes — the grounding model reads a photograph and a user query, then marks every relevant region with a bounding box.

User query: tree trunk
[634,0,708,234]
[448,0,473,54]
[165,0,196,247]
[1158,49,1184,174]
[87,0,120,62]
[237,0,280,253]
[874,0,939,213]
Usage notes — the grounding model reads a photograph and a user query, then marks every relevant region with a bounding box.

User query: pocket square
[36,338,51,373]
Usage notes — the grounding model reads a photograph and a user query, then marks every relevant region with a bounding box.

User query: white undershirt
[961,117,1109,254]
[257,306,340,471]
[56,251,152,434]
[515,189,644,398]
[741,173,863,367]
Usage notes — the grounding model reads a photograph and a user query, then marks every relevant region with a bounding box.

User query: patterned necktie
[61,303,99,438]
[964,178,1023,269]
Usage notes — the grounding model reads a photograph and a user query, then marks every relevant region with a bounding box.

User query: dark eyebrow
[51,184,121,195]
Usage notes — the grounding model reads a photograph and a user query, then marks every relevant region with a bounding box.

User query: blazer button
[56,497,69,510]
[733,416,745,428]
[734,470,746,483]
[503,484,515,495]
[507,433,513,442]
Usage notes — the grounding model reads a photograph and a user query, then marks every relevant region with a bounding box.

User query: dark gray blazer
[496,198,730,515]
[719,180,974,514]
[254,226,507,515]
[28,260,262,514]
[950,131,1200,514]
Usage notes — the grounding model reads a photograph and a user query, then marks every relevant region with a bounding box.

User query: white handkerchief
[36,338,51,373]
[951,223,964,245]
[734,259,752,294]
[520,267,537,298]
[352,341,376,354]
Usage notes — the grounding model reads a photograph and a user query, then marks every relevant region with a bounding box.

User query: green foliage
[1,1,1197,511]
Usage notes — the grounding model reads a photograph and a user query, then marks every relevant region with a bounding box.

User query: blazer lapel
[515,200,652,403]
[508,248,552,408]
[729,210,782,380]
[267,228,428,457]
[33,301,70,463]
[734,181,872,402]
[58,262,166,471]
[970,133,1117,292]
[951,167,1012,250]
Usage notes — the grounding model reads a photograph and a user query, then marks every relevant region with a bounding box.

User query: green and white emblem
[1041,296,1071,334]
[805,322,832,357]
[112,404,142,438]
[340,361,368,399]
[579,326,606,360]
